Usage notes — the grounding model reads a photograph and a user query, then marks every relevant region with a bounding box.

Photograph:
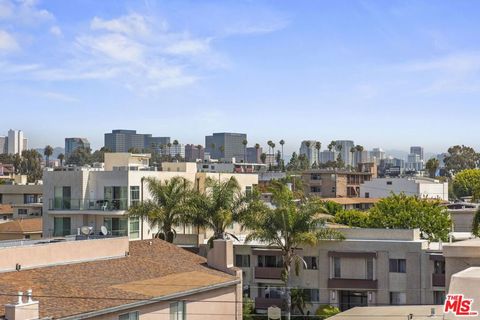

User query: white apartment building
[42,153,258,239]
[232,228,445,313]
[7,129,27,155]
[360,177,448,201]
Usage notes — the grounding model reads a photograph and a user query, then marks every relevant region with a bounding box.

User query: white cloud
[90,13,152,37]
[77,33,144,63]
[41,91,78,102]
[164,39,210,55]
[0,0,53,24]
[50,25,62,37]
[0,30,18,52]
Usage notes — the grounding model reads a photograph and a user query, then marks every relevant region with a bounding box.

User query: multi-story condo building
[378,157,405,177]
[299,140,320,167]
[0,136,6,154]
[370,148,386,165]
[319,150,337,164]
[360,177,448,201]
[104,129,170,152]
[6,129,27,155]
[406,153,424,171]
[247,146,262,163]
[233,228,444,313]
[162,143,185,159]
[205,132,247,162]
[302,168,373,198]
[42,153,258,239]
[65,137,90,158]
[335,140,355,167]
[410,146,424,161]
[185,144,204,162]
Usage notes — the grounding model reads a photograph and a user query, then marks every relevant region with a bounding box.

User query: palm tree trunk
[285,265,292,320]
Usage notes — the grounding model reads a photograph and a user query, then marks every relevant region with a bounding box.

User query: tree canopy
[452,169,480,201]
[444,145,480,176]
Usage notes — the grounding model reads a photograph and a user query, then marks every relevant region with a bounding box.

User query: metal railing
[48,198,128,211]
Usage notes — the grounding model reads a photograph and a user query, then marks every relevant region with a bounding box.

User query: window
[104,186,128,210]
[0,194,2,203]
[54,186,71,209]
[386,181,393,185]
[24,194,37,204]
[170,301,186,320]
[53,217,71,236]
[258,255,283,268]
[310,186,321,193]
[235,255,250,268]
[304,289,320,302]
[366,258,374,280]
[390,292,406,305]
[104,217,128,236]
[389,259,406,273]
[434,261,445,274]
[18,209,28,215]
[304,256,318,270]
[130,186,140,206]
[311,174,321,180]
[129,217,140,239]
[119,311,139,320]
[333,257,341,278]
[434,291,446,305]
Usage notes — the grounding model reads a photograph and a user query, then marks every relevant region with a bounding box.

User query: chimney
[5,289,39,320]
[207,239,234,273]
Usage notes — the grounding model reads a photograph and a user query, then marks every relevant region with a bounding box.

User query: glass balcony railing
[48,198,128,211]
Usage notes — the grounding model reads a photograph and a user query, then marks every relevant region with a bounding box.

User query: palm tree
[219,145,225,160]
[260,153,267,164]
[167,142,172,159]
[242,139,248,163]
[291,289,309,316]
[271,143,276,166]
[355,145,364,166]
[255,143,261,163]
[315,142,321,165]
[173,139,179,157]
[57,153,65,166]
[128,176,192,242]
[242,183,344,320]
[267,140,273,156]
[328,141,336,151]
[44,145,53,168]
[279,139,285,162]
[350,147,356,167]
[187,176,248,245]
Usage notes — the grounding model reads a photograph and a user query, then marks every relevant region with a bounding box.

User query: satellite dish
[80,226,90,236]
[100,226,108,236]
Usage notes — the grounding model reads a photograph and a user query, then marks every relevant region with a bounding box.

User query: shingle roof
[0,239,237,319]
[0,218,42,234]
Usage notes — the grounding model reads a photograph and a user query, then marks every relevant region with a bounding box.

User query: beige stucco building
[232,228,445,313]
[42,153,258,240]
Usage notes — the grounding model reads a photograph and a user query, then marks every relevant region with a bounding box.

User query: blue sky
[1,0,480,155]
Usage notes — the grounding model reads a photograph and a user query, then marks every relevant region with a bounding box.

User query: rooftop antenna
[80,226,90,237]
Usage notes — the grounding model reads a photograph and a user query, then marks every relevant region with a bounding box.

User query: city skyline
[2,0,480,152]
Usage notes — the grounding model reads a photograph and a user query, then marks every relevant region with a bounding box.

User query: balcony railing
[255,267,283,280]
[432,273,445,287]
[48,198,128,211]
[328,278,378,289]
[255,297,285,310]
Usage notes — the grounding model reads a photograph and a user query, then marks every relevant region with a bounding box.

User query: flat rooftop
[329,305,443,320]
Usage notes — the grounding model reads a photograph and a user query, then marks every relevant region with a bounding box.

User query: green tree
[242,183,344,320]
[425,158,440,178]
[57,153,65,166]
[452,169,480,201]
[320,201,343,216]
[187,176,248,245]
[43,145,53,168]
[444,145,480,176]
[91,147,111,164]
[316,305,340,319]
[128,176,192,242]
[19,150,43,182]
[472,208,480,237]
[66,147,92,166]
[368,193,451,241]
[260,152,267,164]
[242,297,254,320]
[334,209,370,228]
[291,288,309,316]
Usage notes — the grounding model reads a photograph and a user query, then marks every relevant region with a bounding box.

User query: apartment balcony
[255,267,283,280]
[255,297,285,310]
[48,198,128,212]
[432,273,445,287]
[328,278,378,290]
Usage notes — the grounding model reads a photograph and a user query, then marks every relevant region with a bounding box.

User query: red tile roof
[0,218,42,234]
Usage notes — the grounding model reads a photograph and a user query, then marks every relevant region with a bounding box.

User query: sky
[1,0,480,155]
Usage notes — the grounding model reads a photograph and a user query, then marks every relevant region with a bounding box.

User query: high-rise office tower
[205,132,247,162]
